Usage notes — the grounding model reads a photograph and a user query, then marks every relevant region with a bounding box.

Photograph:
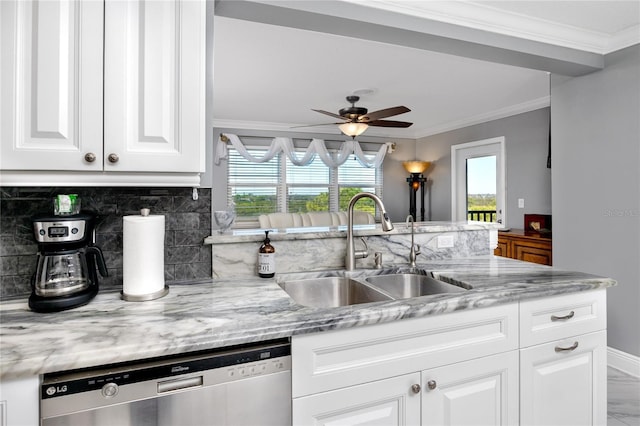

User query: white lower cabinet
[292,351,519,426]
[292,303,520,426]
[520,331,607,426]
[293,373,421,426]
[422,350,519,426]
[292,290,608,426]
[519,290,607,426]
[0,375,39,426]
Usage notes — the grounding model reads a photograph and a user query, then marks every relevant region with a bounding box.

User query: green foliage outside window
[233,187,375,216]
[233,194,277,216]
[467,194,496,211]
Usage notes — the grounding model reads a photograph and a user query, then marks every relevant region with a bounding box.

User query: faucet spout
[406,215,421,267]
[346,193,394,271]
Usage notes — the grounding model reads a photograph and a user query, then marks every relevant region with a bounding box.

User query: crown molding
[608,25,640,53]
[214,96,551,141]
[213,119,340,134]
[416,96,551,139]
[349,0,639,55]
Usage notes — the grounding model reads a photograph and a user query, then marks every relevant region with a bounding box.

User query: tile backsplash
[0,187,212,299]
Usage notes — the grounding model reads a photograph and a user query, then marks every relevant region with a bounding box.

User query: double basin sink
[276,268,470,308]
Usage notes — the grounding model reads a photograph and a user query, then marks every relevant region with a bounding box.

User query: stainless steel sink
[278,277,393,308]
[365,274,467,298]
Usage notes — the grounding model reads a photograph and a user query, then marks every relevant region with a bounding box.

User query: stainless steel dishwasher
[40,340,291,426]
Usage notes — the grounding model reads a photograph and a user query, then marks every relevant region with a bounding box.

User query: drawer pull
[550,311,575,321]
[555,341,579,352]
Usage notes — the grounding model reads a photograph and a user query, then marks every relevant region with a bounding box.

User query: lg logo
[45,385,67,396]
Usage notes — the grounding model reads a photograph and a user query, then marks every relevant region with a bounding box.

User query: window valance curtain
[214,133,391,168]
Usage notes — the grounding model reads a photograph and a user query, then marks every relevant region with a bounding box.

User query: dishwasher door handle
[157,376,204,394]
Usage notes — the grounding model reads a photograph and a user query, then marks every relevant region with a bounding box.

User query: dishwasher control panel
[41,340,291,400]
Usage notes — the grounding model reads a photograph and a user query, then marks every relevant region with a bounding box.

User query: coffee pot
[29,212,108,312]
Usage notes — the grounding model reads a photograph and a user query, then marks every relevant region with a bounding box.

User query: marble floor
[608,367,640,426]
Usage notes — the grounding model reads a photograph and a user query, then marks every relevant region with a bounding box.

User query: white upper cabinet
[0,0,104,170]
[103,0,205,173]
[0,0,205,185]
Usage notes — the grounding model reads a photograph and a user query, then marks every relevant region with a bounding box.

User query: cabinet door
[0,0,103,171]
[494,239,509,258]
[293,373,421,426]
[421,351,519,426]
[0,375,39,426]
[104,0,205,173]
[520,330,606,426]
[512,241,552,265]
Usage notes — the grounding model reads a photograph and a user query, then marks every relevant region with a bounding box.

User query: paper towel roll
[123,213,165,297]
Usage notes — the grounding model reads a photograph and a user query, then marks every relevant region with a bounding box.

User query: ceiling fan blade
[359,106,410,122]
[312,109,348,121]
[367,119,413,128]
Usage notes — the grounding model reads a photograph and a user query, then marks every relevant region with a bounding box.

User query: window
[227,146,383,223]
[451,137,505,226]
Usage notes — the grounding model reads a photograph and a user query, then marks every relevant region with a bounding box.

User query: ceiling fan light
[339,122,368,137]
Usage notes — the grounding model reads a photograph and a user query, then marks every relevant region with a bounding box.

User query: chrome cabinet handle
[555,341,579,352]
[411,384,421,394]
[551,311,575,321]
[108,153,119,163]
[427,380,437,390]
[84,152,96,163]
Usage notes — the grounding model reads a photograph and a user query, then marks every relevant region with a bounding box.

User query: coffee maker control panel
[33,220,87,243]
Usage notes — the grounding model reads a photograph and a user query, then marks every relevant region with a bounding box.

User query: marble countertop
[205,221,499,244]
[0,257,615,380]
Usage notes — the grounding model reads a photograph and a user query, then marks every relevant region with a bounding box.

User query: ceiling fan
[299,95,413,138]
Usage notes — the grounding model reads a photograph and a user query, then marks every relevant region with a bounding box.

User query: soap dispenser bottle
[258,230,276,278]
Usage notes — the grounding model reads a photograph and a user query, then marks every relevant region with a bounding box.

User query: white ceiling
[212,1,640,139]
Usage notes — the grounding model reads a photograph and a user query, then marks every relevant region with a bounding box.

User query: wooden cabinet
[519,290,607,426]
[0,0,205,186]
[495,229,552,265]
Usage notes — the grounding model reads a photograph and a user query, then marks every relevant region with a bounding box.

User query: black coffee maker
[29,212,108,313]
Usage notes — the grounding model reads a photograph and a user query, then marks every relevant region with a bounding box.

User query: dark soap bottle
[258,230,275,278]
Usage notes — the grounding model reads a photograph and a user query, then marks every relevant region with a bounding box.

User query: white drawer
[292,303,518,397]
[519,290,606,348]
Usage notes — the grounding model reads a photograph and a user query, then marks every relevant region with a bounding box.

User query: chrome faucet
[346,193,394,271]
[406,215,421,267]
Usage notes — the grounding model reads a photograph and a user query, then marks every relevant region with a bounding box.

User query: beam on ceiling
[214,0,604,76]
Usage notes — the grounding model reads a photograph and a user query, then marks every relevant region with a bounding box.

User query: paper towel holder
[121,285,169,302]
[121,207,169,302]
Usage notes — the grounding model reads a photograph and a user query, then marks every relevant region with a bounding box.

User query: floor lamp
[403,161,431,221]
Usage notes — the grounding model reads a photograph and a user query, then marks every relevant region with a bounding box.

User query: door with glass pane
[451,137,505,226]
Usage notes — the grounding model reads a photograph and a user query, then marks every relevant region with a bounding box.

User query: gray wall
[551,45,640,357]
[414,108,552,228]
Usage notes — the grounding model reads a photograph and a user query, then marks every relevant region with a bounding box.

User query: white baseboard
[608,346,640,377]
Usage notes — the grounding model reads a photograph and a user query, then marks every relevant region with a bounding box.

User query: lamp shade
[403,160,431,174]
[339,122,368,137]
